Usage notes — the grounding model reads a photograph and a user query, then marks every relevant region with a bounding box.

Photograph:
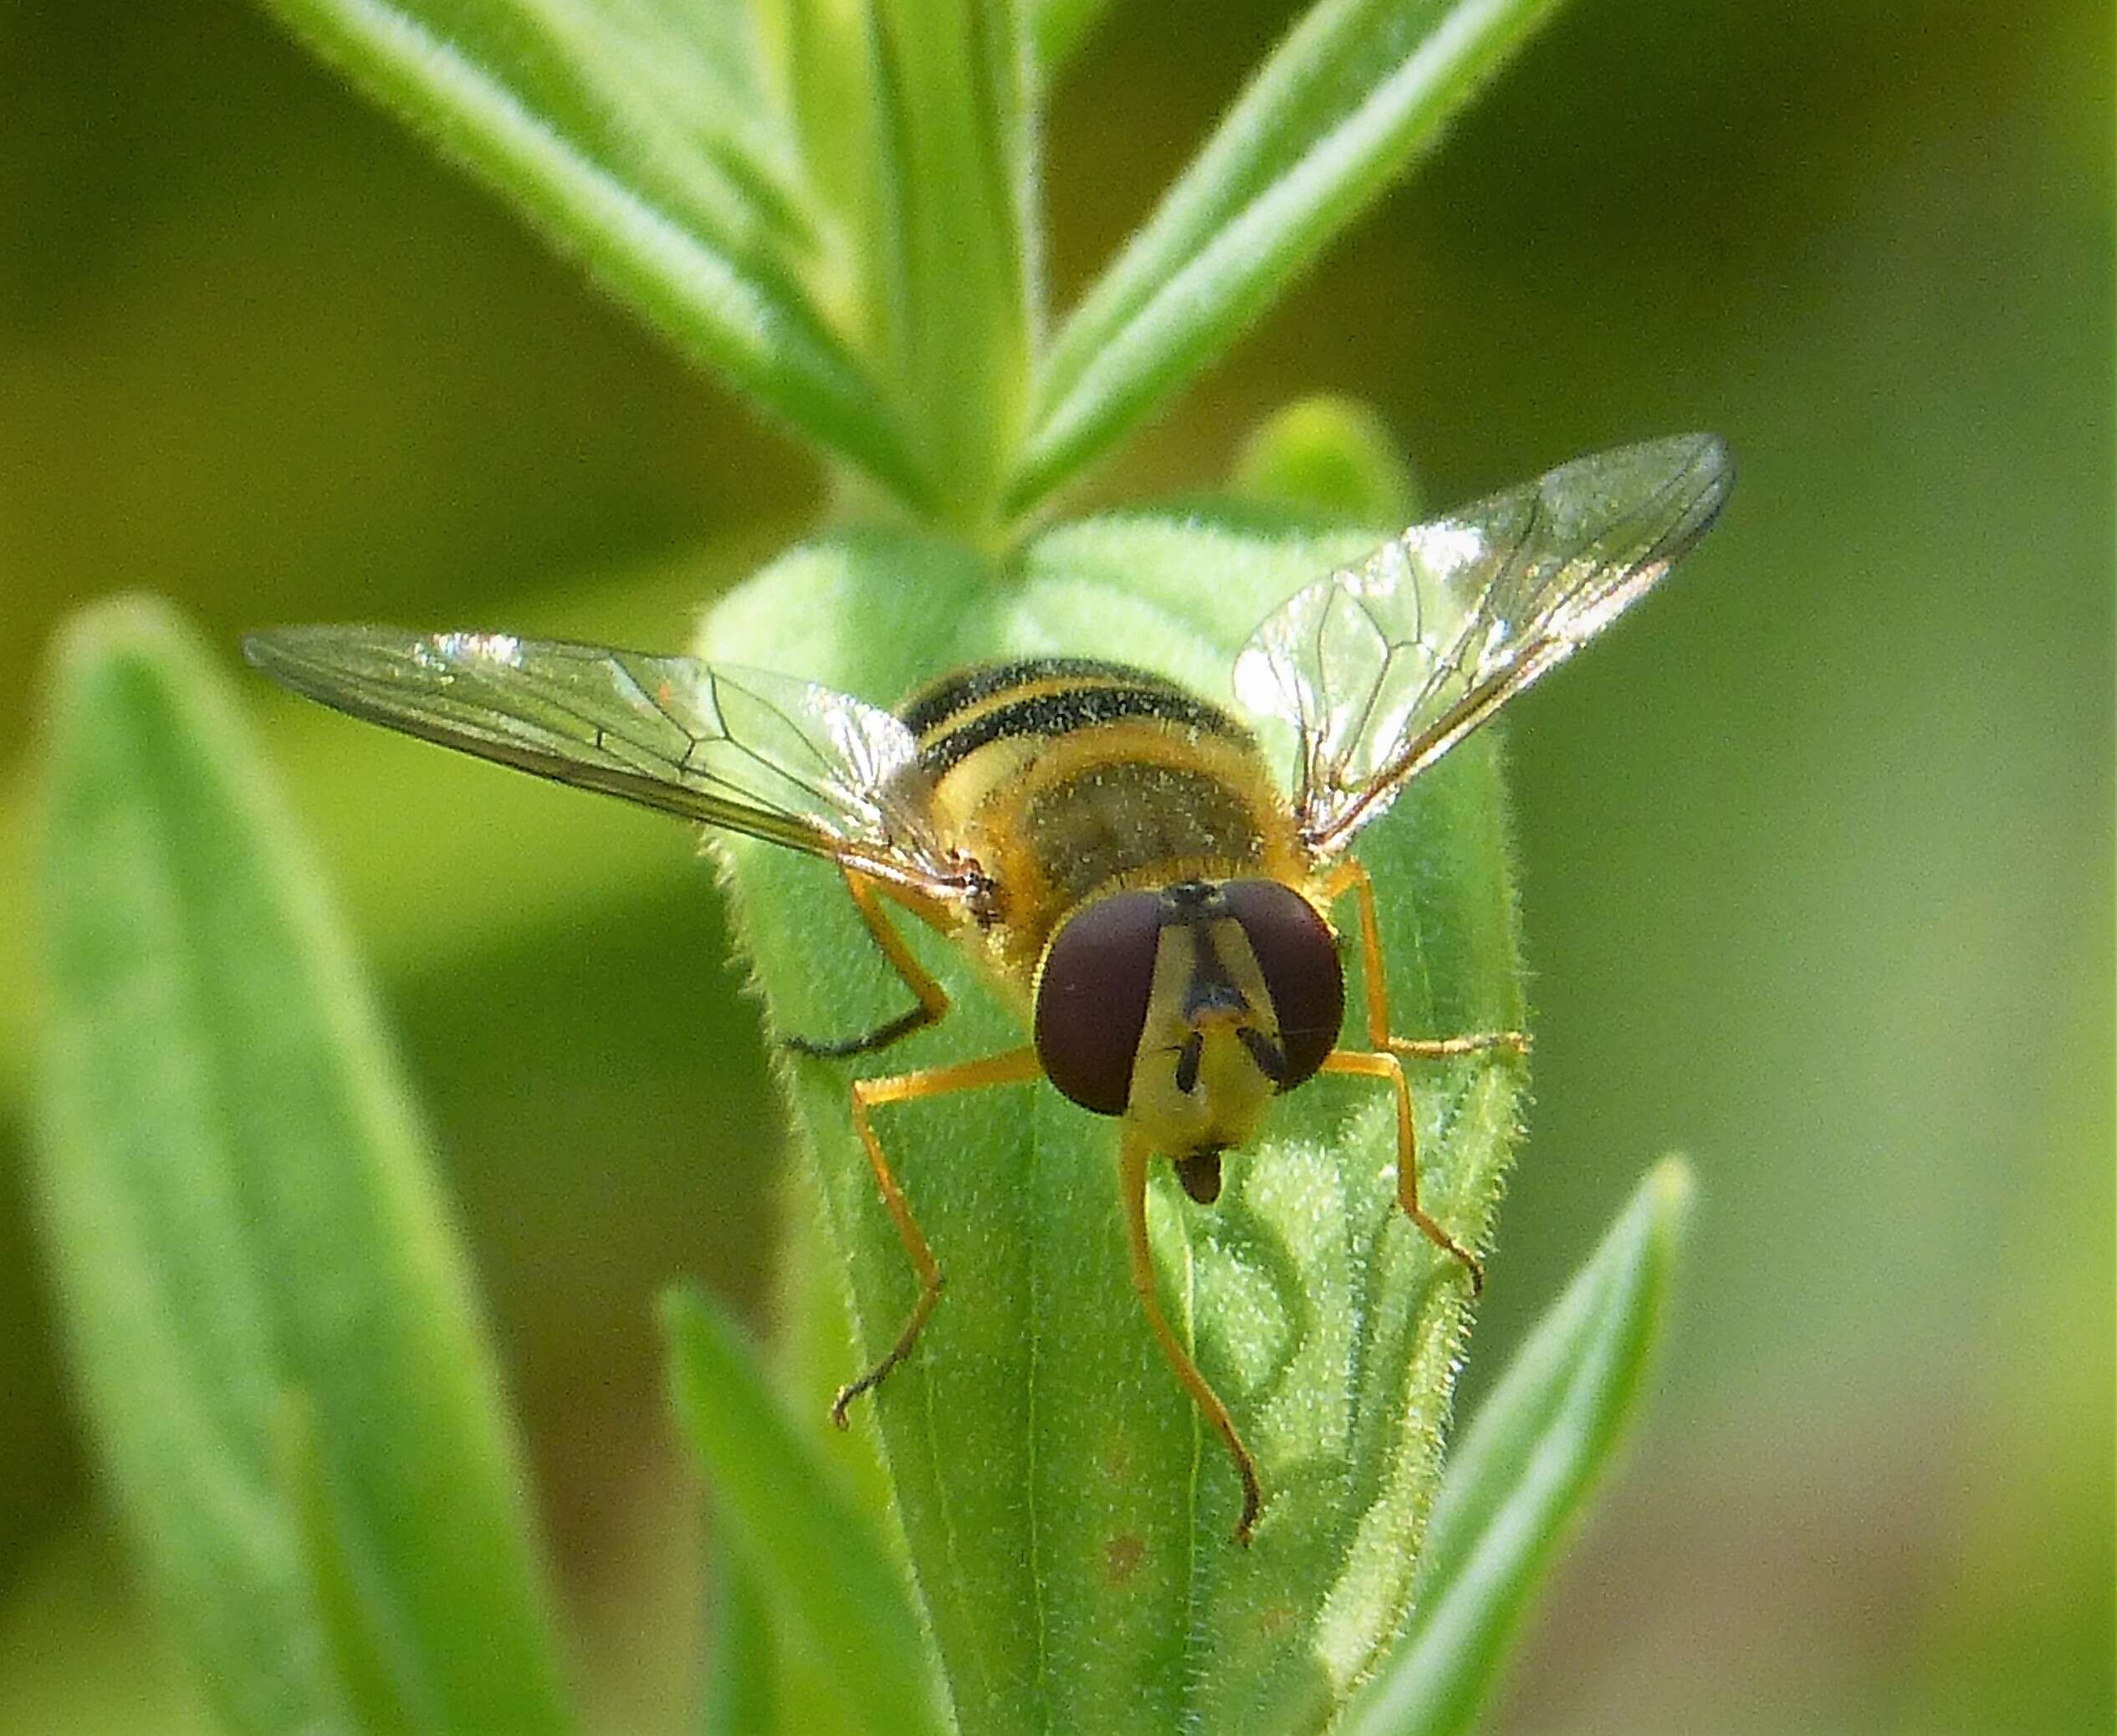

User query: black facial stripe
[1158,883,1252,1023]
[1238,1027,1288,1086]
[1174,1031,1202,1095]
[1179,928,1249,1022]
[917,682,1250,779]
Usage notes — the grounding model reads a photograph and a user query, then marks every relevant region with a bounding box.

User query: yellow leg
[1319,1049,1484,1295]
[1121,1127,1264,1545]
[1317,857,1531,1061]
[786,868,954,1059]
[831,1048,1041,1424]
[1307,859,1522,1289]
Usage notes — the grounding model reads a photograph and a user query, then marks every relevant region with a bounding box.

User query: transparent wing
[1232,433,1733,854]
[243,625,982,902]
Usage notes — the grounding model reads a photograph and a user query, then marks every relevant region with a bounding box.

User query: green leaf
[258,0,936,510]
[1031,0,1126,74]
[274,1393,429,1733]
[1230,394,1422,524]
[1010,0,1571,513]
[752,0,872,248]
[697,504,1526,1734]
[862,0,1038,530]
[661,1287,948,1736]
[698,1528,776,1736]
[30,599,571,1736]
[1341,1158,1695,1736]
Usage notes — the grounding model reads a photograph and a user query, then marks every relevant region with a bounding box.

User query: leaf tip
[1230,395,1420,524]
[657,1280,708,1340]
[51,590,187,659]
[44,594,201,712]
[1644,1150,1695,1207]
[1641,1153,1697,1248]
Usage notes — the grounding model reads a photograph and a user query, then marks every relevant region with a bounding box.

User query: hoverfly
[246,432,1731,1543]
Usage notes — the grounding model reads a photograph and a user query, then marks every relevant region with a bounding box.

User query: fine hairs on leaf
[1341,1158,1695,1736]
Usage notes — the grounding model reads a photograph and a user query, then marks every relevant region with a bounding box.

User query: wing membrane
[1232,433,1733,853]
[243,625,978,900]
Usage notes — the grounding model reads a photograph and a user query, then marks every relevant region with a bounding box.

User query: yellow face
[1126,901,1288,1158]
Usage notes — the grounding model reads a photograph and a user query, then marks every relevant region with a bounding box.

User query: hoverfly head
[1033,879,1344,1180]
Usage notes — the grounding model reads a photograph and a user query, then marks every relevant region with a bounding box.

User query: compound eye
[1035,890,1163,1116]
[1220,880,1342,1090]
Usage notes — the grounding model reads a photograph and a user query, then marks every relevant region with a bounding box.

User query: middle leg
[785,867,954,1059]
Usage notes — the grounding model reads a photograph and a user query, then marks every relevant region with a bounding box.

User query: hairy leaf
[1342,1158,1695,1736]
[697,505,1526,1733]
[862,0,1038,528]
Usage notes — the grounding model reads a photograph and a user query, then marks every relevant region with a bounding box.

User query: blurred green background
[3,1,2109,1730]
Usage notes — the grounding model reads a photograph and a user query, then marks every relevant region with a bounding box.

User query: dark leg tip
[1446,1237,1485,1298]
[783,1005,934,1060]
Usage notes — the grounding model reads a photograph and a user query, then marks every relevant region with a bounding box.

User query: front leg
[831,1047,1041,1422]
[1317,1049,1483,1294]
[1312,856,1529,1292]
[1316,857,1531,1062]
[1119,1126,1264,1544]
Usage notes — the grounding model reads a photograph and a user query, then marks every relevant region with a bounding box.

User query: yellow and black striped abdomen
[898,659,1305,978]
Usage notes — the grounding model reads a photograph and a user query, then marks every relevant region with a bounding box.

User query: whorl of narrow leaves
[251,0,1567,532]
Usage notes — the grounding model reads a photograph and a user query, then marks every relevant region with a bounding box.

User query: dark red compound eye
[1219,880,1343,1090]
[1034,889,1163,1116]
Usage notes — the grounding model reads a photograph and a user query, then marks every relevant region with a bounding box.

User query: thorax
[897,658,1307,985]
